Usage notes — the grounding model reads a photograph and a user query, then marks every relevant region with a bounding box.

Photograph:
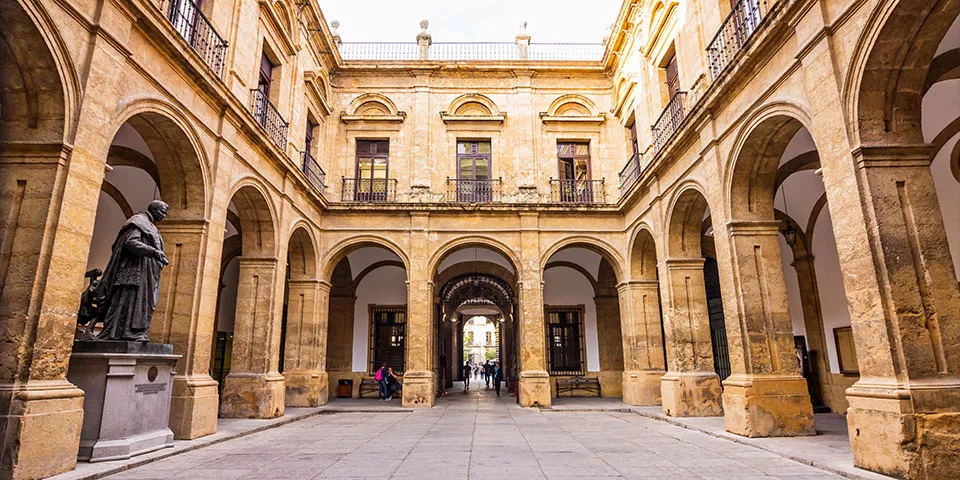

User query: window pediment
[540,94,605,125]
[341,93,406,124]
[440,94,506,124]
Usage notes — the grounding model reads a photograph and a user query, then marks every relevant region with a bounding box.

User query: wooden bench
[555,376,601,397]
[358,378,379,398]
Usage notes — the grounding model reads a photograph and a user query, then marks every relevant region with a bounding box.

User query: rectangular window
[546,306,586,376]
[304,119,316,155]
[485,331,493,345]
[664,52,680,99]
[258,52,274,97]
[456,140,492,202]
[628,121,639,158]
[369,305,406,374]
[355,140,389,201]
[557,142,593,203]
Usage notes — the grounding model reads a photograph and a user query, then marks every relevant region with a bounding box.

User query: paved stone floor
[103,384,853,480]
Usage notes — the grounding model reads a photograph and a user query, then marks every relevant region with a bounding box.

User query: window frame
[545,305,587,376]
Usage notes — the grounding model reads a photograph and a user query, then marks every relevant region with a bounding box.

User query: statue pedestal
[67,341,181,462]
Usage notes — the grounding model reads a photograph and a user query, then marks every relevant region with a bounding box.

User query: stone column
[619,281,666,405]
[219,257,285,418]
[790,254,831,410]
[720,221,814,437]
[595,294,624,397]
[282,279,330,407]
[518,213,551,406]
[660,258,723,416]
[839,146,960,479]
[152,219,220,439]
[402,213,435,407]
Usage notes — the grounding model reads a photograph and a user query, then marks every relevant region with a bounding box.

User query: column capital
[852,143,935,169]
[726,220,781,236]
[664,257,705,270]
[237,256,279,266]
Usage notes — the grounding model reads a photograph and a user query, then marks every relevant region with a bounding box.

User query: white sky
[317,0,624,44]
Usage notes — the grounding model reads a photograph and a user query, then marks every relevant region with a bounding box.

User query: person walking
[484,361,492,387]
[376,363,389,401]
[493,361,503,397]
[461,362,471,391]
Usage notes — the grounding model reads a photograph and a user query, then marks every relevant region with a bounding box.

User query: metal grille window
[369,305,406,374]
[454,140,494,203]
[546,306,586,376]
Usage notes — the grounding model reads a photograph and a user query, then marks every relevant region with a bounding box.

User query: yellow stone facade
[1,0,959,479]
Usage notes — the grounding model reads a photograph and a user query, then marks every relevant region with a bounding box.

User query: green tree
[484,349,497,362]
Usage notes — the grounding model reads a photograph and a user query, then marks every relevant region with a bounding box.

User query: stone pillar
[660,258,723,416]
[790,254,831,410]
[0,144,86,479]
[402,213,435,407]
[619,281,666,405]
[720,221,814,437]
[153,219,220,439]
[838,146,960,479]
[219,257,285,418]
[282,280,330,407]
[595,294,624,397]
[518,213,551,406]
[515,22,531,60]
[416,20,431,61]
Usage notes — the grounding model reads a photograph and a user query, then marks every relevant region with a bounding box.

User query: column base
[283,370,328,407]
[519,370,551,407]
[169,374,219,439]
[401,370,435,407]
[661,371,723,416]
[622,370,665,406]
[219,372,285,418]
[0,380,85,480]
[846,380,960,480]
[722,374,815,437]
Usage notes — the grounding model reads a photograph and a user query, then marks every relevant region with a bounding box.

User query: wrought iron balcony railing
[652,92,688,153]
[341,177,397,203]
[250,89,289,150]
[301,152,326,193]
[550,179,606,204]
[446,178,502,203]
[338,42,604,61]
[158,0,227,77]
[707,0,773,80]
[619,153,642,194]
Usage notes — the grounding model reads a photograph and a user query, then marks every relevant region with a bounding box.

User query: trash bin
[337,379,353,398]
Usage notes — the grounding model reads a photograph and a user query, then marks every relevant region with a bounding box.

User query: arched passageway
[433,247,518,400]
[543,245,625,398]
[323,243,407,400]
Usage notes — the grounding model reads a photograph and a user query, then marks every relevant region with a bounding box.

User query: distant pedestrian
[376,363,388,401]
[493,361,503,397]
[484,361,492,387]
[461,362,471,390]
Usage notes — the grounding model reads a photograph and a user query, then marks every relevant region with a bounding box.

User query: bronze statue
[78,200,169,341]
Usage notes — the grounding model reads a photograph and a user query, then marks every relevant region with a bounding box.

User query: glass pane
[457,142,468,154]
[575,159,589,180]
[558,143,571,156]
[358,158,373,177]
[459,158,473,179]
[474,158,489,179]
[373,159,387,179]
[574,144,589,156]
[478,142,491,154]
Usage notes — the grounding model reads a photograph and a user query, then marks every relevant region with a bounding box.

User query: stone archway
[218,184,284,419]
[280,225,327,407]
[661,187,724,418]
[621,227,667,405]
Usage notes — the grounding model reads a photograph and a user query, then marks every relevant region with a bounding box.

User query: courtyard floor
[60,383,895,480]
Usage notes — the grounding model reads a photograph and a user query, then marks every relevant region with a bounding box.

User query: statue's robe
[93,212,164,341]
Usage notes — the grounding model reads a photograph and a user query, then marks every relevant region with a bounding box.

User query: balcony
[301,152,326,194]
[550,179,606,204]
[619,154,642,195]
[707,0,774,80]
[446,178,502,203]
[157,0,227,77]
[341,177,397,203]
[250,89,289,150]
[338,42,604,62]
[652,92,688,154]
